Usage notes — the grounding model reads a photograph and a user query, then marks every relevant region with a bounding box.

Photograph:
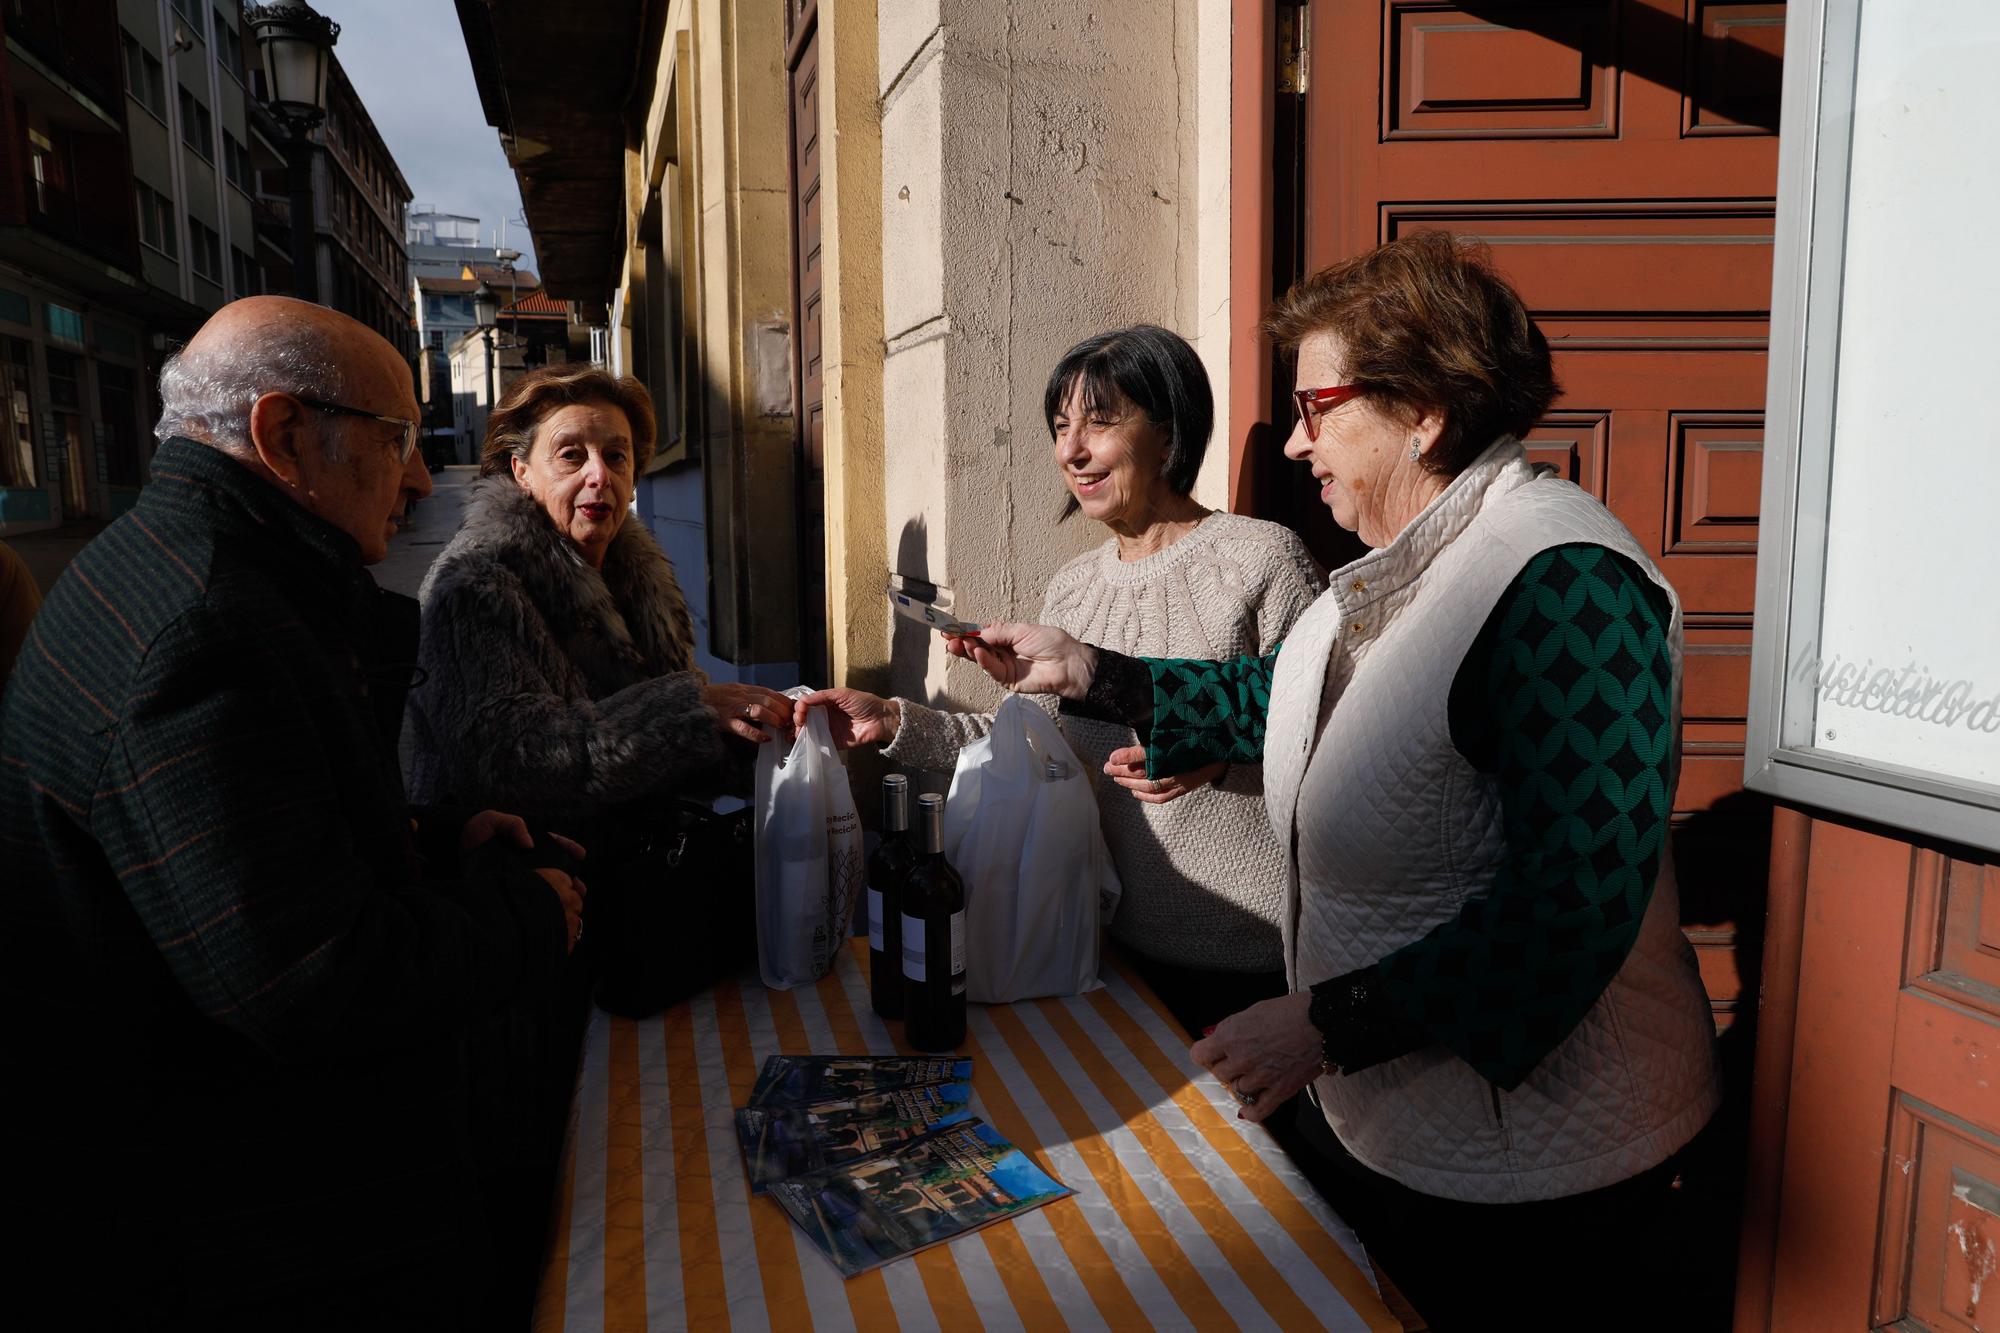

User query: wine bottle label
[901,913,926,981]
[949,910,965,977]
[867,888,884,951]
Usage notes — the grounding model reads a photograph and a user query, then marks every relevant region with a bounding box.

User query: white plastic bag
[753,687,865,989]
[942,693,1122,1003]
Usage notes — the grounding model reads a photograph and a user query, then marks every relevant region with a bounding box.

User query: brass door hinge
[1278,4,1309,95]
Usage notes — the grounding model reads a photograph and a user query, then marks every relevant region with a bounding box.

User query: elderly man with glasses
[0,297,586,1328]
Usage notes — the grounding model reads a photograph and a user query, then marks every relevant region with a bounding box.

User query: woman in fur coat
[405,365,787,1306]
[407,365,787,820]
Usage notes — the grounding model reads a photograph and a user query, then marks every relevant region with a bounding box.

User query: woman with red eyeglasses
[945,232,1720,1329]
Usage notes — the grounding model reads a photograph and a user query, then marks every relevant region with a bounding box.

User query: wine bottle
[868,774,916,1019]
[901,792,967,1051]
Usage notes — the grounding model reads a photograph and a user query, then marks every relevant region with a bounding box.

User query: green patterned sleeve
[1141,649,1281,777]
[1358,545,1676,1090]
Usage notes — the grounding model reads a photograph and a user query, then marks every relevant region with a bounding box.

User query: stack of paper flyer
[736,1055,1072,1278]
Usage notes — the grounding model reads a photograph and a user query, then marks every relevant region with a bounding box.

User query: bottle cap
[882,773,910,831]
[917,792,946,852]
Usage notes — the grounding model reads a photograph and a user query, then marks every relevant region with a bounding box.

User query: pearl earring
[1408,437,1421,462]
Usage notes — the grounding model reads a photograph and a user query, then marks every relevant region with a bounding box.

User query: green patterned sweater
[1080,543,1674,1089]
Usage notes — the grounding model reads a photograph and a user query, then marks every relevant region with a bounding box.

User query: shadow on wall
[1459,0,1782,132]
[889,514,935,707]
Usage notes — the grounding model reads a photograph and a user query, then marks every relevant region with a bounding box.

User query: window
[212,8,245,79]
[222,132,250,191]
[99,363,144,488]
[187,218,222,283]
[121,32,167,119]
[230,247,258,298]
[26,128,69,219]
[135,182,177,257]
[44,349,81,410]
[428,330,446,353]
[43,304,84,347]
[177,86,213,160]
[96,324,138,360]
[0,337,35,489]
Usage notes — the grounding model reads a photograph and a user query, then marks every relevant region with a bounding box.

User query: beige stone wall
[612,0,801,667]
[874,1,1233,716]
[818,0,890,694]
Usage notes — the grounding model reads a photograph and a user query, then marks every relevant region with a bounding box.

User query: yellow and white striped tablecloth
[534,938,1399,1332]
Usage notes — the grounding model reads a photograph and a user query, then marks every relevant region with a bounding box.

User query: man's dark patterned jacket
[0,437,567,1326]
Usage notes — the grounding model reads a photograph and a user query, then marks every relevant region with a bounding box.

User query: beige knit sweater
[882,512,1323,970]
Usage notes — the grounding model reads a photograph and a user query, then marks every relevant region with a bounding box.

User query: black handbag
[590,798,758,1018]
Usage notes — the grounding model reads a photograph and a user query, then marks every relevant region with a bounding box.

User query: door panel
[785,0,828,684]
[1386,2,1622,140]
[1775,831,2000,1330]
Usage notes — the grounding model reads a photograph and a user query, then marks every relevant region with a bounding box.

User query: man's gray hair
[154,322,349,458]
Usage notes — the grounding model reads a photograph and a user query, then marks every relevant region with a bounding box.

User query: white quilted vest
[1266,437,1721,1203]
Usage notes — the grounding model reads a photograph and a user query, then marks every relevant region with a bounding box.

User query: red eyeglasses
[1291,383,1366,441]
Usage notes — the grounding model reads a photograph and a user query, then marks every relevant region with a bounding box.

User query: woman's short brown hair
[1260,231,1558,476]
[478,364,658,478]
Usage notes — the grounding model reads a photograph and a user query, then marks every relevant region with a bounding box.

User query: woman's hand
[944,622,1098,700]
[535,868,587,954]
[1189,993,1325,1124]
[703,683,793,743]
[458,809,587,863]
[793,688,901,749]
[1103,745,1224,804]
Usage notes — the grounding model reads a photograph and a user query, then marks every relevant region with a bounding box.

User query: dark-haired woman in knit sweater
[797,325,1323,1033]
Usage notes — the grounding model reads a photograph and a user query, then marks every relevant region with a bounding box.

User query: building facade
[414,272,476,455]
[406,205,480,278]
[1,2,417,536]
[312,54,410,359]
[0,0,260,534]
[446,284,566,466]
[248,52,412,361]
[408,211,538,458]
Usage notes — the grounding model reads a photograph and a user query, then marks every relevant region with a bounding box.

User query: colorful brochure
[735,1081,977,1192]
[747,1054,974,1108]
[765,1119,1072,1278]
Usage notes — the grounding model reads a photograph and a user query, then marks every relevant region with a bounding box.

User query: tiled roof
[501,289,568,317]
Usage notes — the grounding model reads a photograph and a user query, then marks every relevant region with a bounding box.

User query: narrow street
[374,464,477,599]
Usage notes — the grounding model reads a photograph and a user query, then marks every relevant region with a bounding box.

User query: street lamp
[245,3,339,302]
[473,280,499,433]
[472,281,499,330]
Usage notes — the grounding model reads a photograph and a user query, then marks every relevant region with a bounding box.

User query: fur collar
[424,477,696,690]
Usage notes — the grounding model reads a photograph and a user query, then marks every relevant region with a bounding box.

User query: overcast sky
[312,0,538,272]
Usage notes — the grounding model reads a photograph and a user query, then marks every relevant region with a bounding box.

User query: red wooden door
[786,0,828,685]
[1768,827,2000,1329]
[1291,0,1785,1047]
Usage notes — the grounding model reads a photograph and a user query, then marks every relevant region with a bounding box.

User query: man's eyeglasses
[289,395,421,465]
[1291,383,1366,442]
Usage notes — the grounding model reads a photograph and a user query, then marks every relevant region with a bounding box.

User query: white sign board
[1747,0,2000,849]
[1809,0,2000,787]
